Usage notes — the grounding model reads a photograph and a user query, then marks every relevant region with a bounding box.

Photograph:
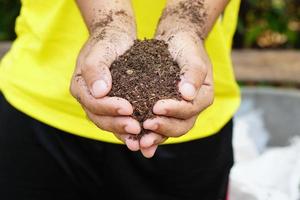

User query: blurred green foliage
[0,0,299,49]
[0,0,20,40]
[234,0,300,48]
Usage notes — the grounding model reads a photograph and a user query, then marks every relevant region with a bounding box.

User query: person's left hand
[139,30,214,155]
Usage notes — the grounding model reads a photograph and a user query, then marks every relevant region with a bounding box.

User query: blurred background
[0,0,300,199]
[234,0,300,49]
[1,0,300,46]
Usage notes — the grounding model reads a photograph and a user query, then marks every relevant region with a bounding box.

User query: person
[0,0,241,199]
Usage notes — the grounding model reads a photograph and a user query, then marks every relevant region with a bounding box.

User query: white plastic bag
[230,138,300,200]
[231,105,300,200]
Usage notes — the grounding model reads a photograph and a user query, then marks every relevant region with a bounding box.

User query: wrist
[89,9,136,41]
[156,0,208,40]
[156,25,205,53]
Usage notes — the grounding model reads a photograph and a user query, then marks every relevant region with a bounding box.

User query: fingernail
[180,82,196,100]
[92,80,107,97]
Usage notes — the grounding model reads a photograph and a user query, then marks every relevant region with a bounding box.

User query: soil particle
[115,10,127,16]
[108,39,182,135]
[159,0,208,40]
[91,9,133,42]
[91,11,113,32]
[91,11,114,41]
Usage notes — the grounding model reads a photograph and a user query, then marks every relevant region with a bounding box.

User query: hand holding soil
[71,0,214,158]
[70,8,144,152]
[135,0,214,156]
[108,39,181,158]
[108,39,182,133]
[108,30,214,158]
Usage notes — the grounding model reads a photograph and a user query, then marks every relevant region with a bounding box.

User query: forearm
[157,0,229,40]
[75,0,135,35]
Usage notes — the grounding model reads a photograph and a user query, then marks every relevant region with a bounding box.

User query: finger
[70,75,133,116]
[86,108,140,151]
[143,116,197,137]
[166,33,211,101]
[139,132,168,149]
[86,110,141,135]
[140,145,158,159]
[177,44,210,101]
[125,137,140,151]
[153,84,214,119]
[112,133,140,151]
[81,42,117,98]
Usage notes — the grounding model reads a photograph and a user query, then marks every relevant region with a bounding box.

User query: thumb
[176,43,209,101]
[82,45,115,98]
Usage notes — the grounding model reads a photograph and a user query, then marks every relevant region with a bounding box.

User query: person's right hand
[70,11,142,151]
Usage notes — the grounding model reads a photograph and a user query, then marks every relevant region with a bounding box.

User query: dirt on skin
[159,0,207,40]
[91,9,132,42]
[108,39,182,135]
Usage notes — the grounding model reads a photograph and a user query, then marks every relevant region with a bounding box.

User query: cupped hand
[70,17,143,151]
[140,30,214,151]
[70,12,165,157]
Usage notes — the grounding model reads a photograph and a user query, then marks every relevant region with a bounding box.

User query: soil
[108,39,182,135]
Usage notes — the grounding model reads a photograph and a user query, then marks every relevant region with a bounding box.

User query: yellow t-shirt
[0,0,241,144]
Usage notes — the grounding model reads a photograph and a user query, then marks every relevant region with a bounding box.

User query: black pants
[0,93,233,200]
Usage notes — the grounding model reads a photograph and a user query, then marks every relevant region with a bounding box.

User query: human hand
[140,16,214,151]
[70,10,143,151]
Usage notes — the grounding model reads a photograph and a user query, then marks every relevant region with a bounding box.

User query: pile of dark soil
[108,39,182,135]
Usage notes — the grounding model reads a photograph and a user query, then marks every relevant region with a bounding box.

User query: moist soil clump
[108,39,182,135]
